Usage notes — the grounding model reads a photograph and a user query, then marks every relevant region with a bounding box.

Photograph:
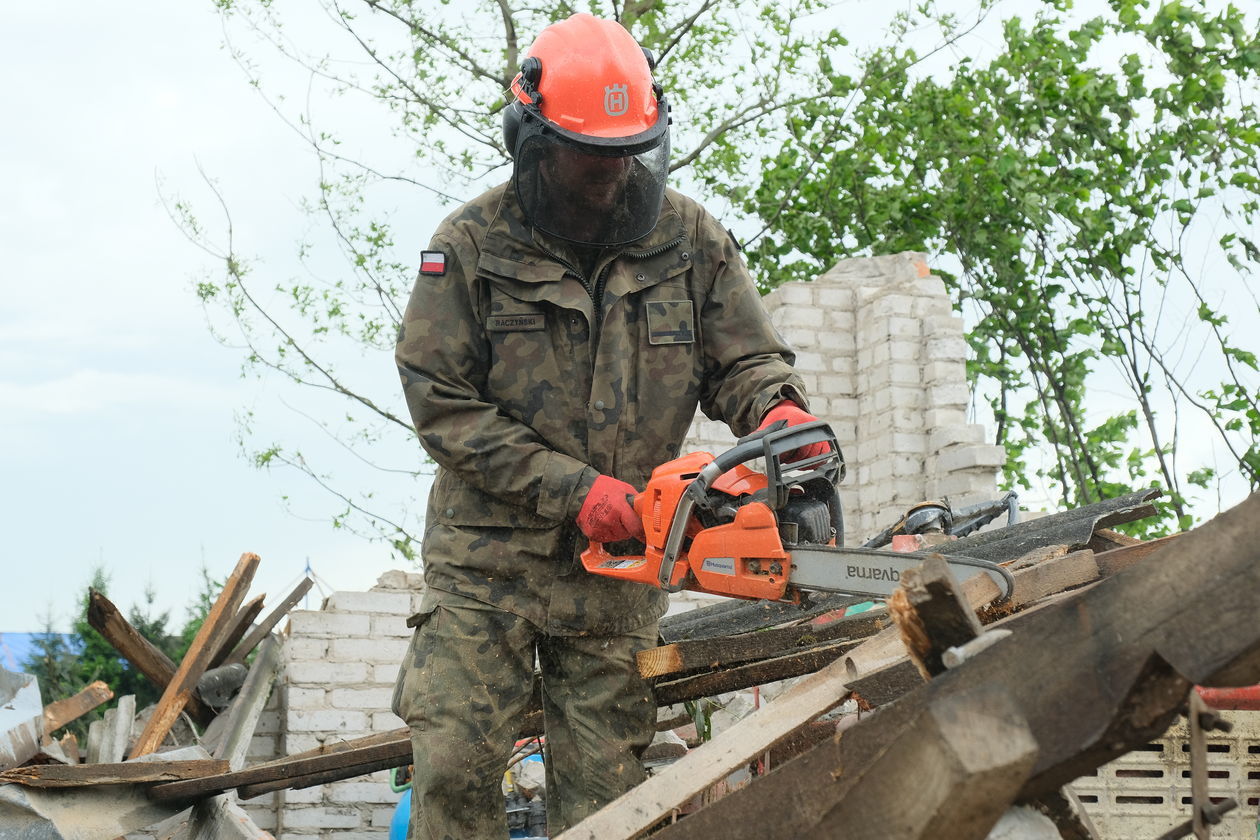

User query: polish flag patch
[419,250,447,275]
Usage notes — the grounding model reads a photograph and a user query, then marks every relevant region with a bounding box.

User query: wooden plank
[0,759,229,788]
[101,694,136,763]
[1094,533,1182,576]
[215,636,282,770]
[87,588,216,726]
[147,735,411,801]
[43,680,113,734]
[630,493,1260,839]
[130,553,259,757]
[638,609,886,679]
[207,594,266,671]
[223,576,314,666]
[889,554,984,679]
[58,732,80,765]
[654,641,855,706]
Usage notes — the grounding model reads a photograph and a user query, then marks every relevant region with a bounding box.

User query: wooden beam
[888,554,983,679]
[0,759,230,788]
[1094,533,1182,576]
[633,493,1260,839]
[130,553,259,757]
[147,734,411,802]
[654,641,855,706]
[42,680,113,735]
[223,576,314,666]
[638,609,886,679]
[87,589,216,726]
[207,594,266,671]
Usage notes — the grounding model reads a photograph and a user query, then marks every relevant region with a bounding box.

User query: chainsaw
[581,421,1014,604]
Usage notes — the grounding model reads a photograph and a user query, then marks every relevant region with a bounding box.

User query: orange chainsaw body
[580,450,800,601]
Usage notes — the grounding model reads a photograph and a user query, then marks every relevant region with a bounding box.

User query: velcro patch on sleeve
[419,250,447,275]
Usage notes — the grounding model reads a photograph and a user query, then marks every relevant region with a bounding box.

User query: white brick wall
[684,251,1001,542]
[257,571,423,837]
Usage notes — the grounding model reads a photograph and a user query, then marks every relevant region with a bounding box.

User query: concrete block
[792,307,827,328]
[936,444,1006,473]
[928,470,999,498]
[927,382,971,410]
[923,359,965,385]
[925,336,968,362]
[253,709,281,735]
[286,660,370,685]
[288,709,371,733]
[283,733,325,754]
[372,711,405,731]
[912,274,949,298]
[776,282,815,306]
[889,339,920,363]
[924,314,966,335]
[782,327,818,349]
[287,686,328,710]
[893,455,924,477]
[281,807,363,830]
[287,611,372,638]
[323,590,415,616]
[328,782,405,805]
[374,569,425,590]
[286,638,329,660]
[889,362,924,386]
[375,663,404,683]
[828,396,859,417]
[371,614,414,638]
[330,637,411,664]
[243,806,277,830]
[776,282,816,306]
[886,316,921,338]
[372,806,400,828]
[929,424,985,452]
[794,351,826,372]
[284,785,326,804]
[868,294,919,319]
[818,374,855,398]
[824,309,856,331]
[829,358,855,379]
[828,420,857,443]
[891,432,927,453]
[924,407,968,428]
[867,459,893,482]
[248,733,279,762]
[329,686,395,710]
[816,286,853,308]
[815,329,852,352]
[912,295,954,319]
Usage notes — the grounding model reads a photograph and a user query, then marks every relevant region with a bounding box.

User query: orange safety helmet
[503,14,671,247]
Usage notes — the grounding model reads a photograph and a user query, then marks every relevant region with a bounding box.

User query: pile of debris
[2,487,1257,840]
[0,553,312,839]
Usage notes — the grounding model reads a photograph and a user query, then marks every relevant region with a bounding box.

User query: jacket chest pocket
[483,287,583,429]
[630,286,701,447]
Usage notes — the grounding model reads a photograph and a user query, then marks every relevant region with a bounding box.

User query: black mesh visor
[514,132,670,246]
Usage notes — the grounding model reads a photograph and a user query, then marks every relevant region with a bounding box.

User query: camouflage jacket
[396,182,807,635]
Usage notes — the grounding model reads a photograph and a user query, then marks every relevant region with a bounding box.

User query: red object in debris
[1196,685,1260,710]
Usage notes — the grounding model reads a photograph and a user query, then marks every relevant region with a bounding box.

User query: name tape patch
[487,313,545,332]
[419,250,447,275]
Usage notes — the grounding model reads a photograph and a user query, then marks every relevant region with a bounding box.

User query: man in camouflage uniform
[393,13,825,839]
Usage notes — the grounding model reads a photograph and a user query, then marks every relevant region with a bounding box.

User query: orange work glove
[757,400,831,462]
[577,475,645,543]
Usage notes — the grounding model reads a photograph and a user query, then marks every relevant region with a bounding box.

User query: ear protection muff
[502,57,543,159]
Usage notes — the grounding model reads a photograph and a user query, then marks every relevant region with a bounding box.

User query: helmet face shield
[514,130,670,247]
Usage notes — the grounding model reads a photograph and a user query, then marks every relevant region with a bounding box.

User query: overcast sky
[2,0,1254,637]
[0,2,441,634]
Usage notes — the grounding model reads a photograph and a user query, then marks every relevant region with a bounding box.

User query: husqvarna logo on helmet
[604,84,629,117]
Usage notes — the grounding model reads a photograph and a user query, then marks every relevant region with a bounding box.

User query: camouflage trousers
[392,591,659,840]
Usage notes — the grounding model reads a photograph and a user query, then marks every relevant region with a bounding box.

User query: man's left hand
[757,400,831,462]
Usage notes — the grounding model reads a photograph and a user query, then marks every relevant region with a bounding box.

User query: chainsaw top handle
[685,420,843,507]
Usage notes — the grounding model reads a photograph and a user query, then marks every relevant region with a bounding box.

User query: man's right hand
[577,475,644,543]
